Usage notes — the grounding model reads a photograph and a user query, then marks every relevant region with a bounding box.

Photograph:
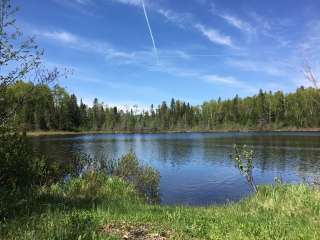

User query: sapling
[231,144,257,193]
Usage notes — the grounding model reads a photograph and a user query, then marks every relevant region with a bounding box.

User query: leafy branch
[231,144,257,193]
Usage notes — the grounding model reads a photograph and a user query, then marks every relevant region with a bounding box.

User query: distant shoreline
[27,128,320,137]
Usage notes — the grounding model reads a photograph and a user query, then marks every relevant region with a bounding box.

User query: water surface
[31,132,320,205]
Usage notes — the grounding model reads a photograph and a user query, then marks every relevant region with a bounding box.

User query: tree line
[7,81,320,131]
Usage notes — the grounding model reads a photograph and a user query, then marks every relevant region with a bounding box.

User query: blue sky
[14,0,320,108]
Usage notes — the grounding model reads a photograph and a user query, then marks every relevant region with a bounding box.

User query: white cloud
[37,28,257,92]
[210,4,255,38]
[38,30,138,63]
[52,0,95,15]
[202,74,241,85]
[111,0,142,7]
[219,14,254,34]
[202,74,257,92]
[105,50,134,59]
[157,9,192,28]
[42,31,79,44]
[111,0,236,49]
[227,59,289,76]
[149,62,256,92]
[194,24,234,48]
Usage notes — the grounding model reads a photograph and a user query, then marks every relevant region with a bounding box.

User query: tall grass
[1,177,320,239]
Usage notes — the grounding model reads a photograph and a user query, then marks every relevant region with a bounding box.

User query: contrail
[141,0,159,62]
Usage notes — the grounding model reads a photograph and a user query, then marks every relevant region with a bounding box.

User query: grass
[1,173,320,240]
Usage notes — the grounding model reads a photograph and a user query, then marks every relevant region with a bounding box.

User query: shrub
[231,144,257,193]
[0,128,46,218]
[0,129,44,192]
[0,128,92,218]
[74,152,160,203]
[114,152,160,203]
[0,128,88,193]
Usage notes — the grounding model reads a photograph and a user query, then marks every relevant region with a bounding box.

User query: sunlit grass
[1,174,320,240]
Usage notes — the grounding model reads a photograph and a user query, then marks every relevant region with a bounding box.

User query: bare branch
[303,60,319,89]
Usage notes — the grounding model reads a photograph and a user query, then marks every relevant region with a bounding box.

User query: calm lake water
[31,132,320,205]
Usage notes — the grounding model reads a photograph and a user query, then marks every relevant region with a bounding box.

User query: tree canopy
[6,82,320,132]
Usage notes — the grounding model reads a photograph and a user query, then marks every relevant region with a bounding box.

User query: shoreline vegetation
[2,176,320,239]
[27,127,320,137]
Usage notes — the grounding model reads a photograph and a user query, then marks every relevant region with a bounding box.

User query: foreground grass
[1,174,320,240]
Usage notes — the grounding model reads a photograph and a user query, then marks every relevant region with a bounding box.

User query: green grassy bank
[1,173,320,240]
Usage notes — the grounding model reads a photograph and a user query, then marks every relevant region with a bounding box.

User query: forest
[6,81,320,132]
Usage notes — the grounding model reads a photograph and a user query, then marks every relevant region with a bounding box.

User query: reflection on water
[30,132,320,205]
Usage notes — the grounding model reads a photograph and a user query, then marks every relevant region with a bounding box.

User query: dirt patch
[101,221,170,240]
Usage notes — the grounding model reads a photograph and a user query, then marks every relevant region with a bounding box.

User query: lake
[31,132,320,205]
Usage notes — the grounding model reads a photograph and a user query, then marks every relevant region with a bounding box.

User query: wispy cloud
[211,3,254,35]
[202,74,240,84]
[111,0,143,7]
[42,31,79,44]
[157,9,236,49]
[35,27,261,93]
[111,0,237,49]
[227,59,289,76]
[148,62,256,92]
[37,28,202,67]
[194,23,234,48]
[201,74,257,92]
[219,14,254,34]
[248,11,292,48]
[210,3,293,50]
[41,30,252,91]
[37,29,137,63]
[52,0,95,15]
[157,9,193,28]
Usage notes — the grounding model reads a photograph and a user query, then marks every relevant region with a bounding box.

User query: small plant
[231,144,257,193]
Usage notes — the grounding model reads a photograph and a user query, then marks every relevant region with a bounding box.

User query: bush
[75,152,160,203]
[0,128,87,193]
[0,128,92,219]
[0,129,44,193]
[0,129,45,218]
[113,152,160,203]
